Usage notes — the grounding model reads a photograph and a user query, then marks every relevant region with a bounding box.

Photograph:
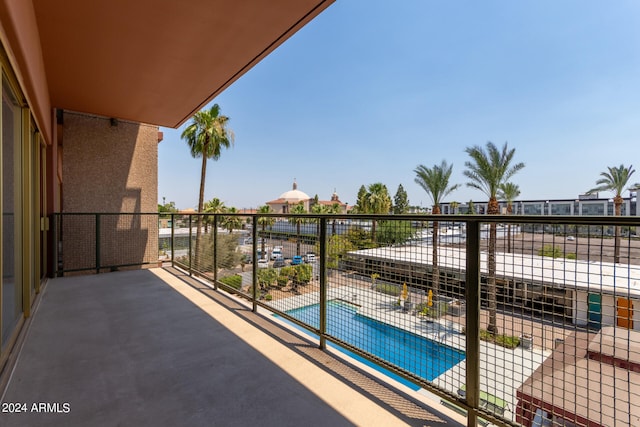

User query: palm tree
[365,182,392,241]
[450,201,459,215]
[222,207,242,233]
[311,203,328,236]
[464,142,524,335]
[289,203,307,255]
[328,202,342,235]
[181,104,234,258]
[498,182,521,253]
[202,197,226,233]
[257,205,275,257]
[414,160,460,297]
[586,164,640,263]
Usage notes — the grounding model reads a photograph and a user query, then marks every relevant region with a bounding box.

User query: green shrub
[416,301,449,318]
[280,266,295,279]
[566,253,577,260]
[257,268,277,289]
[538,245,563,258]
[276,275,289,288]
[376,283,400,296]
[294,264,312,284]
[480,329,520,349]
[219,274,242,290]
[264,294,273,301]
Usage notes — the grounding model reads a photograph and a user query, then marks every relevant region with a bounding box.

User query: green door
[588,293,602,328]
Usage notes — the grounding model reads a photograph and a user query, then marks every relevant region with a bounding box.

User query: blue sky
[158,1,640,210]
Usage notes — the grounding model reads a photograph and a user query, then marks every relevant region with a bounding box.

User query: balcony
[3,213,640,427]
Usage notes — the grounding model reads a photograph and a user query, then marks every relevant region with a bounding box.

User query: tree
[414,160,460,297]
[158,200,178,213]
[376,220,414,245]
[365,182,392,241]
[586,164,640,263]
[327,202,342,235]
[498,182,521,253]
[464,142,524,335]
[202,197,226,233]
[353,185,368,213]
[467,200,476,215]
[393,184,409,214]
[221,207,242,233]
[288,203,307,255]
[257,205,275,257]
[311,202,328,236]
[450,201,459,214]
[181,104,234,260]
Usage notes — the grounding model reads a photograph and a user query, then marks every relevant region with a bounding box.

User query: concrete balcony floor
[1,268,464,427]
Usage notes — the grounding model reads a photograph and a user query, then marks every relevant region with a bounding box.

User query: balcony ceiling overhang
[33,0,333,128]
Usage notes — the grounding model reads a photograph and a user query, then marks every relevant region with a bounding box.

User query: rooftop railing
[53,212,640,427]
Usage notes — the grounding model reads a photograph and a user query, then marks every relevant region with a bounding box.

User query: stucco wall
[62,111,157,213]
[61,112,159,270]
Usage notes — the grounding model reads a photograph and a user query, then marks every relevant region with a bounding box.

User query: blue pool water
[283,300,465,390]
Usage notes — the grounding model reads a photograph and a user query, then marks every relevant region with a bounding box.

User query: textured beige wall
[61,112,159,270]
[62,111,157,213]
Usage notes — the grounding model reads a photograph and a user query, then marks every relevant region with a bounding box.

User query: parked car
[270,248,282,260]
[567,236,576,241]
[304,252,316,263]
[257,258,269,268]
[291,255,303,265]
[273,259,286,268]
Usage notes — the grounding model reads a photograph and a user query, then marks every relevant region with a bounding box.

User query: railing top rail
[53,212,640,226]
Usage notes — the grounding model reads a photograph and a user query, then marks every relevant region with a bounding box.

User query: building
[516,327,640,426]
[0,0,334,375]
[344,244,640,330]
[441,197,638,217]
[266,180,348,213]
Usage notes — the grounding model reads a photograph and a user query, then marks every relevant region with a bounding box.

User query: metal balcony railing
[53,212,640,427]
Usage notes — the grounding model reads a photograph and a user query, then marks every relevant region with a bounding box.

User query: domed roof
[278,180,310,202]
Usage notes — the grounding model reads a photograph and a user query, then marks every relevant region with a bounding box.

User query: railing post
[95,213,101,274]
[170,213,175,267]
[319,217,327,350]
[188,215,192,276]
[251,215,258,312]
[465,220,481,427]
[213,215,218,290]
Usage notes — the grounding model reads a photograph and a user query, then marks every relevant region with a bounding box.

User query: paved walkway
[1,268,464,427]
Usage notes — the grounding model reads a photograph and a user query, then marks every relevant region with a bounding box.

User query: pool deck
[266,281,554,423]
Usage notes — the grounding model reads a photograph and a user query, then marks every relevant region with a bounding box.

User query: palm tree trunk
[195,144,208,269]
[487,197,499,335]
[614,196,622,263]
[432,220,439,297]
[261,224,266,260]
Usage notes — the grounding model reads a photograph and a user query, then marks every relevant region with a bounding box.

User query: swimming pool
[284,300,465,388]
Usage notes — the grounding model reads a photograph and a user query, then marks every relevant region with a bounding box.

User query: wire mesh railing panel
[98,214,158,270]
[215,215,252,296]
[57,214,96,273]
[260,217,321,326]
[482,220,640,427]
[54,211,640,427]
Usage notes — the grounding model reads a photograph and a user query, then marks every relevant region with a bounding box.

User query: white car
[257,258,269,268]
[566,236,576,241]
[270,249,282,260]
